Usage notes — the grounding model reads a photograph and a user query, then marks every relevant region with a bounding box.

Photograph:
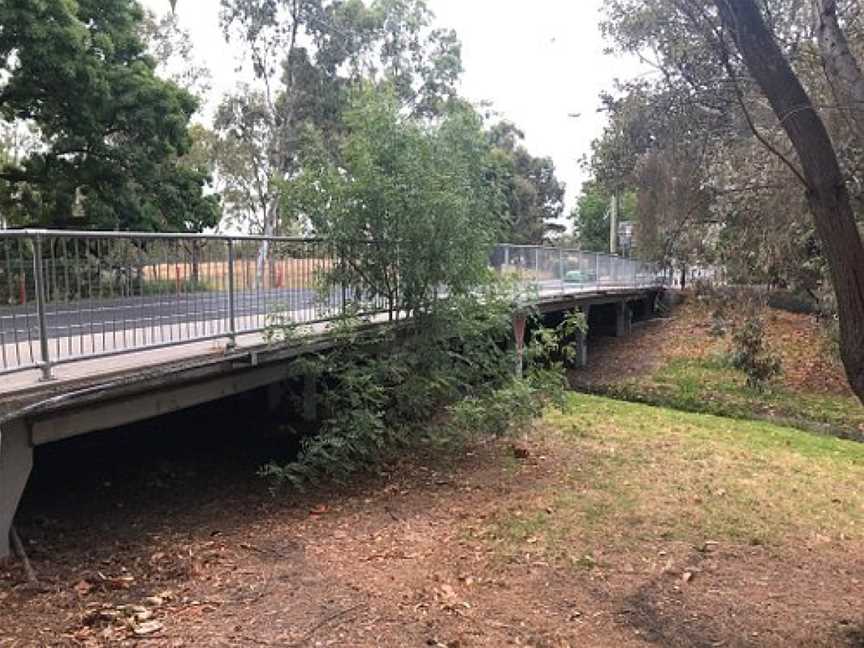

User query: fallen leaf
[74,580,93,596]
[133,620,164,636]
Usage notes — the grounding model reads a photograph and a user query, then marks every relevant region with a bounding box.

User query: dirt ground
[2,416,864,647]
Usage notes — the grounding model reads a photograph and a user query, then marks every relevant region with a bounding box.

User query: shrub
[730,314,782,390]
[140,278,210,296]
[260,284,571,489]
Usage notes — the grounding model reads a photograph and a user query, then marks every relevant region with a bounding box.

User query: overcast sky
[140,0,645,214]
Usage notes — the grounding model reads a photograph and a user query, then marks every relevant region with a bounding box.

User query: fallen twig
[290,602,366,646]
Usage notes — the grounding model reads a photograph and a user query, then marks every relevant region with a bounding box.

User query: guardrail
[0,231,664,379]
[491,244,664,294]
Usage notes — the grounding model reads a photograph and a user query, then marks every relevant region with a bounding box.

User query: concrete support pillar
[0,419,32,560]
[573,330,588,368]
[512,312,528,379]
[302,372,318,422]
[572,305,590,368]
[615,302,632,337]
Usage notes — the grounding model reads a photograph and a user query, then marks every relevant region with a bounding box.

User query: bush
[260,285,572,489]
[730,314,782,390]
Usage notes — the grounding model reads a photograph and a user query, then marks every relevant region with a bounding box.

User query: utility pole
[609,191,619,255]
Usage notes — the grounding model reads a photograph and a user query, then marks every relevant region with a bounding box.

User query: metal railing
[0,232,665,379]
[491,244,664,296]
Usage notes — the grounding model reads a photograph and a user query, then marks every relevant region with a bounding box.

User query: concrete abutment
[0,419,32,559]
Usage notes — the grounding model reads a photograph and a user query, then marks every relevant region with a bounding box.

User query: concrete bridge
[0,230,664,558]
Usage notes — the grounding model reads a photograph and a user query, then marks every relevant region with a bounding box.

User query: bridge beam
[572,330,588,368]
[615,302,632,338]
[0,419,32,560]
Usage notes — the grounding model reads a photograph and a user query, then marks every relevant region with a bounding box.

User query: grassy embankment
[579,300,864,440]
[486,393,864,561]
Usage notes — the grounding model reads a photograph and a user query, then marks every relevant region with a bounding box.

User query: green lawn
[601,356,864,441]
[482,394,864,564]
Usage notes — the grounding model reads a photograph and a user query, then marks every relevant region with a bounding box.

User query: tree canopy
[284,87,506,315]
[488,122,566,245]
[0,0,219,231]
[587,0,864,402]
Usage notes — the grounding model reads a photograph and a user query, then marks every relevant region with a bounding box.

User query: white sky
[140,0,646,213]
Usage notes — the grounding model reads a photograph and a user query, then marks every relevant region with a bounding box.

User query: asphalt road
[0,287,328,342]
[0,278,654,345]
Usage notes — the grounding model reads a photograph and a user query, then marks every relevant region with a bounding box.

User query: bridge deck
[0,284,657,418]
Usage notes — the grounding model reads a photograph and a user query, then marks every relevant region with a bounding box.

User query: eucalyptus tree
[0,0,219,231]
[141,8,212,101]
[715,0,864,401]
[488,122,566,245]
[598,0,864,402]
[210,0,463,240]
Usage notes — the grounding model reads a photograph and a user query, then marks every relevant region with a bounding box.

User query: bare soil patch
[3,396,864,647]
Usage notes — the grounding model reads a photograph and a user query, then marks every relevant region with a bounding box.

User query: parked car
[564,270,597,284]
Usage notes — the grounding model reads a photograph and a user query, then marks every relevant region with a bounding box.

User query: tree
[814,0,864,149]
[571,181,611,253]
[215,0,463,237]
[0,0,219,232]
[141,8,212,100]
[284,87,506,317]
[571,181,638,254]
[713,0,864,401]
[597,0,864,402]
[488,122,566,245]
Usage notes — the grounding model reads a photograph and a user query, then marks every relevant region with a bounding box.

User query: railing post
[594,253,600,288]
[534,247,540,288]
[33,233,53,381]
[340,243,347,316]
[226,239,237,349]
[559,247,565,293]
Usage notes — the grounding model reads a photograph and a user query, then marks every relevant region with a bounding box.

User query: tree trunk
[715,0,864,403]
[814,0,864,147]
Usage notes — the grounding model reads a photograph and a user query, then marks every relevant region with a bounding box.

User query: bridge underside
[0,287,661,558]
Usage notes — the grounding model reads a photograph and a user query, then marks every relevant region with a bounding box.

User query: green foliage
[216,0,464,233]
[261,283,568,489]
[0,0,220,231]
[285,86,506,315]
[487,122,566,245]
[571,180,635,253]
[446,377,547,440]
[527,309,588,370]
[730,315,783,390]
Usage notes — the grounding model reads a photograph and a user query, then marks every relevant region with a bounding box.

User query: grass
[484,393,864,565]
[604,355,864,440]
